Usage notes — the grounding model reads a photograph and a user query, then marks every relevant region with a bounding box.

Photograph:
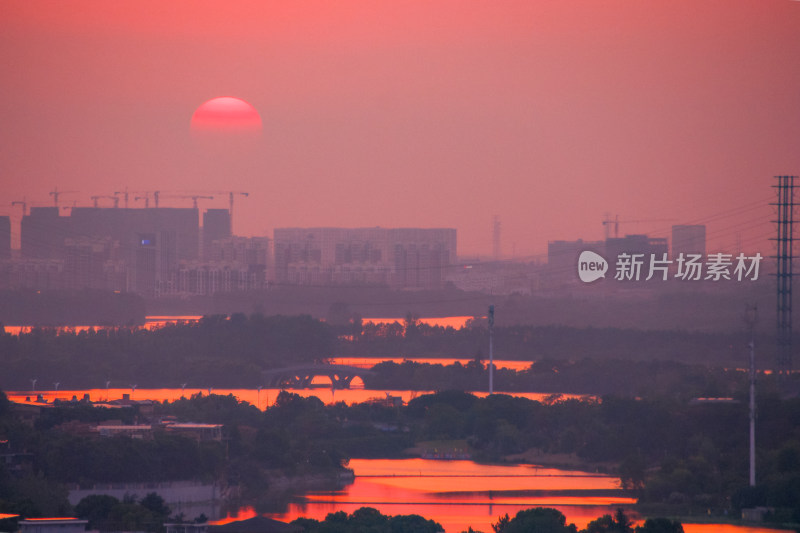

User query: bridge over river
[262,364,375,389]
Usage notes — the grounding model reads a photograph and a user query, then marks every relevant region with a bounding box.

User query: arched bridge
[262,364,375,389]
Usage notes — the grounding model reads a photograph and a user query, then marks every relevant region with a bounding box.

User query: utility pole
[745,303,758,487]
[488,304,495,395]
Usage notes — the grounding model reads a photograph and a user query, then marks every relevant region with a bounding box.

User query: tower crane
[114,188,129,209]
[49,187,78,207]
[91,195,120,208]
[207,191,249,234]
[160,195,214,208]
[11,199,27,217]
[190,195,213,209]
[134,193,151,208]
[115,188,153,209]
[602,214,675,240]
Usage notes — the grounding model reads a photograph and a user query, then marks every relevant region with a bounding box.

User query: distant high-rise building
[671,225,706,257]
[605,234,669,278]
[547,239,604,280]
[21,207,66,259]
[0,216,10,260]
[129,231,177,297]
[131,233,158,297]
[63,237,110,290]
[202,209,231,260]
[69,207,199,261]
[273,227,457,288]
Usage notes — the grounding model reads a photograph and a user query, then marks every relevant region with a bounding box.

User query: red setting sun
[190,97,262,135]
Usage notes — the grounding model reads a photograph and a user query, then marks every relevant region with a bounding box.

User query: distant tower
[772,176,797,375]
[492,215,501,261]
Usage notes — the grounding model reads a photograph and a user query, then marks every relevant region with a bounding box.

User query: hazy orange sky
[1,0,798,258]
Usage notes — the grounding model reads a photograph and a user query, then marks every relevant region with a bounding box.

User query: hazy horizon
[2,0,798,258]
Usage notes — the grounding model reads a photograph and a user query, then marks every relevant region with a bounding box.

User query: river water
[9,386,786,532]
[7,387,586,409]
[4,316,787,532]
[217,458,784,533]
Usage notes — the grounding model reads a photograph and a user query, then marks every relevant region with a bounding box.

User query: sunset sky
[1,0,798,258]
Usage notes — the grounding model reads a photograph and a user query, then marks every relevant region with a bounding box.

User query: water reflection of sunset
[2,315,469,336]
[2,316,204,336]
[362,316,474,329]
[262,458,783,533]
[332,357,534,371]
[267,458,634,532]
[6,388,589,409]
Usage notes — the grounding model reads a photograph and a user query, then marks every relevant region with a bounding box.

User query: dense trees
[291,507,442,533]
[75,493,172,532]
[490,508,684,533]
[364,358,756,399]
[3,384,799,527]
[493,507,578,533]
[1,311,787,391]
[0,314,335,389]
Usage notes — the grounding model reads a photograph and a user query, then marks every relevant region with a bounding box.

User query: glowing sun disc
[190,96,262,134]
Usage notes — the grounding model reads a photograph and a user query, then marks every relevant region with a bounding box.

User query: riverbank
[505,448,618,474]
[634,504,800,532]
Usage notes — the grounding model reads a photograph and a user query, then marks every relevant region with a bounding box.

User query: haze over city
[4,3,800,531]
[3,1,799,257]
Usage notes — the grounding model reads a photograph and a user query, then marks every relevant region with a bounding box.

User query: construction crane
[114,188,152,209]
[190,195,213,209]
[114,188,130,209]
[134,193,151,208]
[91,195,120,208]
[153,190,172,209]
[11,199,27,217]
[49,187,78,207]
[206,191,249,234]
[603,214,675,240]
[160,194,214,209]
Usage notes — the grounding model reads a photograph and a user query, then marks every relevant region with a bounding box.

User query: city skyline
[2,1,799,258]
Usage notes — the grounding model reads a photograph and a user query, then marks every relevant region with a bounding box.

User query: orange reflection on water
[335,459,621,497]
[209,507,257,525]
[362,316,474,329]
[682,525,787,533]
[142,316,204,330]
[2,316,204,336]
[3,325,103,335]
[333,357,533,372]
[272,502,629,532]
[6,388,588,409]
[267,458,633,532]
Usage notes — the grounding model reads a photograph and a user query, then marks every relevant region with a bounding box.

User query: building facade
[273,227,457,289]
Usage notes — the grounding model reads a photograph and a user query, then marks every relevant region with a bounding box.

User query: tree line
[2,389,799,525]
[0,312,783,391]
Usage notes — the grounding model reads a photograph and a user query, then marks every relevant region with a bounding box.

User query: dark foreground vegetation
[289,506,684,533]
[1,312,797,530]
[2,386,799,529]
[0,312,789,392]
